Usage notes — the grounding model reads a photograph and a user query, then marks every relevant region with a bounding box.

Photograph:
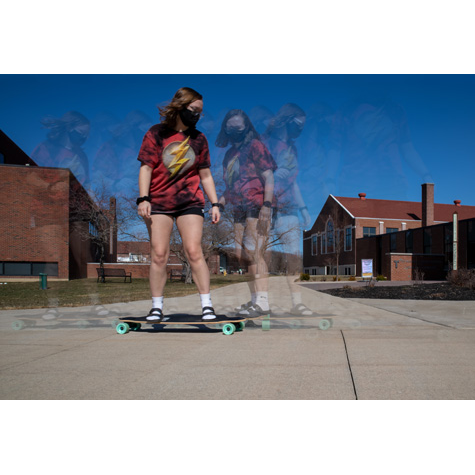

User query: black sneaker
[146,308,163,322]
[237,303,269,318]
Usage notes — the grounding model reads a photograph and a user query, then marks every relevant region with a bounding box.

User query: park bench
[169,270,185,282]
[96,267,132,283]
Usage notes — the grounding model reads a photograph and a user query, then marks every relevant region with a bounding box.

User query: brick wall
[388,254,445,281]
[0,166,70,279]
[354,218,420,239]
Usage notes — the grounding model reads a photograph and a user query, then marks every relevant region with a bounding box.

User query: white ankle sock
[291,292,302,306]
[200,293,212,308]
[152,296,164,310]
[200,293,216,320]
[255,292,270,311]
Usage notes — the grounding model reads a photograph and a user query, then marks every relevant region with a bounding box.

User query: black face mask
[179,108,200,128]
[69,130,88,146]
[286,120,304,139]
[226,128,247,143]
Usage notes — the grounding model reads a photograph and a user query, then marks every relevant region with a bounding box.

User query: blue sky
[1,74,474,222]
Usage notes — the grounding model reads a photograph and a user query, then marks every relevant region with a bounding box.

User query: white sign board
[362,259,373,279]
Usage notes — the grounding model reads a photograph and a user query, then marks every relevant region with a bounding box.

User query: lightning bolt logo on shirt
[162,136,196,179]
[167,136,191,178]
[226,155,240,187]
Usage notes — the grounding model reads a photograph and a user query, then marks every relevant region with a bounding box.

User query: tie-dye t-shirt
[222,139,277,210]
[137,124,211,213]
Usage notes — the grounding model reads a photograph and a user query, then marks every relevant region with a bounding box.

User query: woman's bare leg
[175,214,209,294]
[243,217,268,293]
[145,214,174,298]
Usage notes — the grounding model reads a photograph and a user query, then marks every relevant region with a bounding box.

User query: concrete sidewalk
[1,276,474,399]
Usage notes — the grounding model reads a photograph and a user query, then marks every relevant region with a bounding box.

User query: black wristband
[136,196,151,206]
[212,203,224,211]
[263,201,272,208]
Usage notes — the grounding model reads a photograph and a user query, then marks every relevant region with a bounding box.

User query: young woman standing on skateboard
[136,87,221,322]
[216,109,277,318]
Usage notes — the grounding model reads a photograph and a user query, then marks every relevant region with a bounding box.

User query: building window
[0,152,4,164]
[423,229,432,254]
[1,262,59,276]
[390,233,397,252]
[311,235,318,255]
[345,226,352,251]
[363,227,376,238]
[89,222,99,237]
[335,229,341,249]
[406,230,413,253]
[321,233,326,254]
[326,220,334,253]
[387,228,398,234]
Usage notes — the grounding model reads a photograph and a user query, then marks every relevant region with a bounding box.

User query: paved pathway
[1,277,474,399]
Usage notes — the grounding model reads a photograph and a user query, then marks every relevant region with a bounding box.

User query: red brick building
[356,216,475,280]
[0,130,116,280]
[303,183,475,279]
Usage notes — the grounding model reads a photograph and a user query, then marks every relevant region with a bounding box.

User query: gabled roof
[333,196,475,222]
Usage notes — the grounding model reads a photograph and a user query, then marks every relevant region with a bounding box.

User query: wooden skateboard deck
[116,314,247,335]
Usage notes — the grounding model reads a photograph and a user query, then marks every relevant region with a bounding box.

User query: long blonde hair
[158,87,203,127]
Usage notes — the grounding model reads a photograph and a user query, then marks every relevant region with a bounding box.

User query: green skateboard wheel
[222,323,235,335]
[289,320,302,330]
[116,322,130,334]
[236,321,245,331]
[318,319,331,331]
[12,320,25,331]
[262,318,271,331]
[130,322,141,331]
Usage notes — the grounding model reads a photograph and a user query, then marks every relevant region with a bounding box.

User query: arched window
[326,219,334,253]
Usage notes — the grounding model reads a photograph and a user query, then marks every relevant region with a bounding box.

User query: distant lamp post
[453,212,458,272]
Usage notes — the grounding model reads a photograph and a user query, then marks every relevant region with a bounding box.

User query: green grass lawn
[0,274,252,310]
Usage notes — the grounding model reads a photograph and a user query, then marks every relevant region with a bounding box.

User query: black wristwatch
[136,196,151,206]
[262,201,272,208]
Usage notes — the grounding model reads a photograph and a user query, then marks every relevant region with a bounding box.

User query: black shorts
[151,207,204,219]
[233,206,276,224]
[233,207,260,224]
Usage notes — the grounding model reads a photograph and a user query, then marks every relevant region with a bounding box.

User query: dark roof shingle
[333,196,475,222]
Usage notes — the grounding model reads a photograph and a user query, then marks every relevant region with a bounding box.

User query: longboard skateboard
[116,314,247,336]
[235,313,333,331]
